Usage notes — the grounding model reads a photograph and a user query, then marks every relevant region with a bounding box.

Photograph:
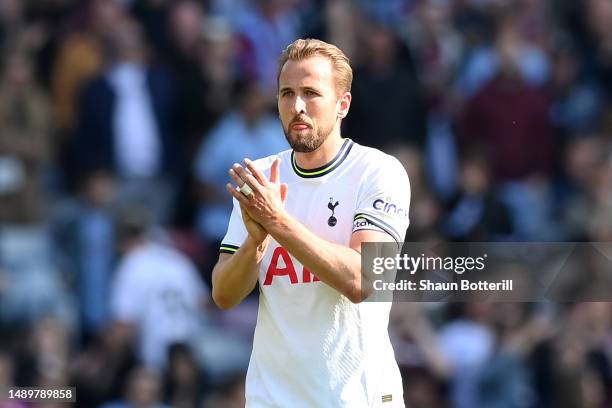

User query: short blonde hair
[277,38,353,94]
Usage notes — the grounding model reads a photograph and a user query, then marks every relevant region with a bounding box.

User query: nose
[292,95,306,114]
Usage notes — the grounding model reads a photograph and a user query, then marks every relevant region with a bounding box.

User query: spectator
[455,7,551,99]
[233,0,301,94]
[0,0,24,49]
[403,0,464,108]
[560,135,609,240]
[131,0,172,61]
[71,325,139,408]
[110,204,208,369]
[0,49,51,224]
[343,20,427,149]
[442,148,513,241]
[15,317,71,388]
[0,49,74,327]
[74,17,180,224]
[75,169,117,337]
[100,366,169,408]
[390,144,442,241]
[303,0,358,62]
[163,343,205,408]
[401,368,447,408]
[457,15,555,182]
[548,32,603,136]
[457,12,560,239]
[51,0,125,145]
[437,304,496,408]
[586,152,612,241]
[200,375,245,408]
[583,0,612,100]
[550,303,612,407]
[355,0,411,27]
[164,0,208,149]
[0,0,46,54]
[195,16,240,139]
[475,303,551,408]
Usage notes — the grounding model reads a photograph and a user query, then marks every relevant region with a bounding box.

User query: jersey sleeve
[352,156,411,244]
[219,197,248,254]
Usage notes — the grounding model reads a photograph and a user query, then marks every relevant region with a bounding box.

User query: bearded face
[278,56,348,154]
[282,113,335,153]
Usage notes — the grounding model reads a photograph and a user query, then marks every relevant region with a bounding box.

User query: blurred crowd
[0,0,612,407]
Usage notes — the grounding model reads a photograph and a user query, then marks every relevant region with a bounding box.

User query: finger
[244,158,267,186]
[280,183,288,203]
[229,168,257,199]
[233,164,264,194]
[269,158,281,184]
[226,183,250,206]
[229,168,246,188]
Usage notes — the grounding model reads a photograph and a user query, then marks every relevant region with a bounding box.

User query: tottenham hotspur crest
[327,198,339,227]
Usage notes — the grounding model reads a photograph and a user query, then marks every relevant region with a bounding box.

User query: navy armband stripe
[354,213,403,244]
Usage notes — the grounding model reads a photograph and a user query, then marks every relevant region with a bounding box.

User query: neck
[294,127,344,169]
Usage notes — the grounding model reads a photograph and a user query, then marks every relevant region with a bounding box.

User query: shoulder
[114,245,150,278]
[116,243,162,271]
[149,242,195,270]
[350,142,407,176]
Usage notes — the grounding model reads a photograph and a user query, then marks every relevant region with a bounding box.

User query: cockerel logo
[327,198,339,227]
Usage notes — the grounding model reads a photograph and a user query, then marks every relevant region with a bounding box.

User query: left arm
[267,213,394,303]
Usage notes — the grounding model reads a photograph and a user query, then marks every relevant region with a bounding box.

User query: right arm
[211,235,266,309]
[212,157,286,309]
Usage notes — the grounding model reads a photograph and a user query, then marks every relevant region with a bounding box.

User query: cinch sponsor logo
[373,198,408,219]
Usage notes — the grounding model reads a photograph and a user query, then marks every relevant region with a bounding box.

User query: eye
[281,90,294,97]
[305,90,318,96]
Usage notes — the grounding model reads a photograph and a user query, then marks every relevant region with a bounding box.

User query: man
[212,39,410,407]
[75,17,179,223]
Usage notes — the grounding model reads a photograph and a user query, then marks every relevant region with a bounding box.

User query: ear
[337,91,352,119]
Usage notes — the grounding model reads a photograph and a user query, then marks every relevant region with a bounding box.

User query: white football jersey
[221,139,410,408]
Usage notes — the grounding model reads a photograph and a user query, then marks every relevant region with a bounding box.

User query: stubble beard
[283,122,334,153]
